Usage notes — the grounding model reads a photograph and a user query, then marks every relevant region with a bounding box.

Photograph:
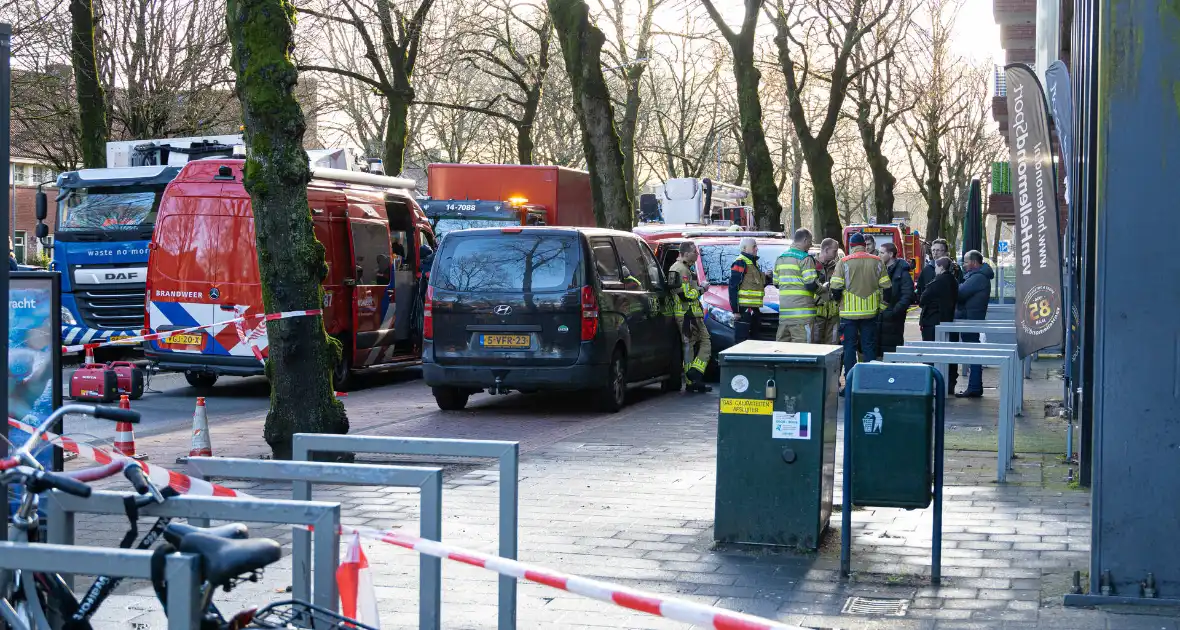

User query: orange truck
[426,164,596,227]
[843,222,926,281]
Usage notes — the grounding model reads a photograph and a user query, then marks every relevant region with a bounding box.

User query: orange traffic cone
[84,347,96,365]
[188,397,212,458]
[113,395,147,461]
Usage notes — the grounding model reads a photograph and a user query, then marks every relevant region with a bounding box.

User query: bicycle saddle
[163,521,249,547]
[179,532,282,587]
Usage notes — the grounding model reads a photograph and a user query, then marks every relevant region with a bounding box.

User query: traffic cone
[113,395,147,461]
[188,397,212,458]
[84,347,96,365]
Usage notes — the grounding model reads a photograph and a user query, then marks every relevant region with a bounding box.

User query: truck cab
[842,222,926,281]
[145,160,435,390]
[420,199,547,242]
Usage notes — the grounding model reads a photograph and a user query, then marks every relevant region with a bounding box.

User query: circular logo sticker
[209,287,221,301]
[1020,283,1061,336]
[730,375,749,393]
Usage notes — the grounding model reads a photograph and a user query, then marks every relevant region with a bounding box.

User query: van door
[348,218,395,366]
[612,235,663,379]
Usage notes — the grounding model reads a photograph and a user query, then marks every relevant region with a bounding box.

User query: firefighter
[667,242,712,393]
[773,228,818,343]
[812,238,842,344]
[728,238,769,344]
[830,232,891,393]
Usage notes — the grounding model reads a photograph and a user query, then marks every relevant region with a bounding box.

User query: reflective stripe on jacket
[774,248,818,319]
[830,248,891,320]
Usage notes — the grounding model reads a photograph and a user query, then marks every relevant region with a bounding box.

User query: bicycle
[1,404,376,629]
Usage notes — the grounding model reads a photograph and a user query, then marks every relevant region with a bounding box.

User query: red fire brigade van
[144,160,435,389]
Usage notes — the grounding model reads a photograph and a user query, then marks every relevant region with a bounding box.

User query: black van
[422,227,683,411]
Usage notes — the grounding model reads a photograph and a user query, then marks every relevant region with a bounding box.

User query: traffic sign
[998,240,1010,253]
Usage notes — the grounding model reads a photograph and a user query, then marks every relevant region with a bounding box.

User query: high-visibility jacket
[773,247,819,320]
[815,255,840,318]
[668,259,704,317]
[830,247,891,320]
[732,254,766,309]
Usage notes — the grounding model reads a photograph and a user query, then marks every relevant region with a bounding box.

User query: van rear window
[434,234,581,292]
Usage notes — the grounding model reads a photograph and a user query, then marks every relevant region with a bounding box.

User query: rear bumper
[422,341,606,390]
[146,350,265,377]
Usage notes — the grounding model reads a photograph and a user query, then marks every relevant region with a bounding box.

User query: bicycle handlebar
[123,463,151,495]
[27,470,93,498]
[93,406,140,424]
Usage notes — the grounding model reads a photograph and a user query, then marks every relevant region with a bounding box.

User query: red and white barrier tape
[233,305,267,365]
[61,308,323,354]
[346,525,805,630]
[6,417,248,498]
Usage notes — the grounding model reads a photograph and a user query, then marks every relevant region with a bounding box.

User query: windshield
[431,217,520,241]
[57,185,162,232]
[433,234,582,293]
[700,243,792,285]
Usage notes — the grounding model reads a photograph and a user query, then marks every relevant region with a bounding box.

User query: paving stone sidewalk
[64,360,1179,630]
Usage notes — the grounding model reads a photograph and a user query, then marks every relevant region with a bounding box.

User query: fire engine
[842,221,926,281]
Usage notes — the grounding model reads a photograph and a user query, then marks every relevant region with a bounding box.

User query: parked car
[423,226,683,411]
[652,234,794,378]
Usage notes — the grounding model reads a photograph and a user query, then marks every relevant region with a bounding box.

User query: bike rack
[0,541,201,629]
[292,433,521,630]
[44,490,341,612]
[186,457,444,630]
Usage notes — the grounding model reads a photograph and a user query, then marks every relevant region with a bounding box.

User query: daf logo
[493,304,512,316]
[209,287,221,300]
[104,271,139,281]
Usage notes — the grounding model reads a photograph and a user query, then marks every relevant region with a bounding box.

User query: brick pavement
[59,359,1180,629]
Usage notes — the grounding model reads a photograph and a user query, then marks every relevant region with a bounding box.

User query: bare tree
[532,51,587,168]
[414,0,553,164]
[548,0,631,229]
[902,0,999,241]
[767,0,900,240]
[598,0,664,206]
[846,0,917,223]
[98,0,235,139]
[701,0,783,230]
[227,0,348,458]
[297,0,438,175]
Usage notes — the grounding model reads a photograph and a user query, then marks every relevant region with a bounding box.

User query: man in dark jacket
[916,238,962,302]
[878,243,914,353]
[919,257,958,340]
[954,250,995,397]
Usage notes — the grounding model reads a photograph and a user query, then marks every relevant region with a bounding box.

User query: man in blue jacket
[955,250,994,397]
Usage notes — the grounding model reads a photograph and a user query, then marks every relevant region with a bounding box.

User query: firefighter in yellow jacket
[667,242,712,393]
[773,228,818,343]
[830,232,891,391]
[812,238,842,344]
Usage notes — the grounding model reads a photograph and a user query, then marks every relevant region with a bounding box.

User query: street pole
[1,22,12,542]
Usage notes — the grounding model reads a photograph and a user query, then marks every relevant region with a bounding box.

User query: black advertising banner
[1004,63,1064,358]
[1044,61,1074,202]
[1044,60,1079,399]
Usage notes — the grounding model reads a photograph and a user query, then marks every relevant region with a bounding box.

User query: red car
[652,233,793,375]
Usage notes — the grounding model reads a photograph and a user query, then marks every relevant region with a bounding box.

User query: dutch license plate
[481,334,530,349]
[166,333,204,347]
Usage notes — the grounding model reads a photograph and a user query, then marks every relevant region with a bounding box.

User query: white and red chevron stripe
[350,527,804,630]
[62,308,322,354]
[6,417,247,498]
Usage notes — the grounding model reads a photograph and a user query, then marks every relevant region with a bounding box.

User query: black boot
[685,367,712,393]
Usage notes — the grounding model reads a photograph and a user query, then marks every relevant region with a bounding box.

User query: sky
[953,0,1005,65]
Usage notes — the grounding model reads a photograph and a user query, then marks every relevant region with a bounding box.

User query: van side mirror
[35,224,48,239]
[35,191,47,221]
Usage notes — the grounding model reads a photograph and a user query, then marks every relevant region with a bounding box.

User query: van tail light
[423,285,434,340]
[580,285,598,341]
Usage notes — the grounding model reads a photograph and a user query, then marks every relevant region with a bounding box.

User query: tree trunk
[731,52,783,230]
[227,0,349,459]
[70,0,107,168]
[790,162,802,233]
[620,86,641,213]
[384,95,411,175]
[924,171,944,242]
[805,147,843,241]
[868,154,896,225]
[548,0,631,230]
[517,90,541,165]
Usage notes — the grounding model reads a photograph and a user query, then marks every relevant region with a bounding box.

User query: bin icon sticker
[862,407,883,434]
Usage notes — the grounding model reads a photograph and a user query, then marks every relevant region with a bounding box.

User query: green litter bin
[847,362,935,509]
[714,340,842,549]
